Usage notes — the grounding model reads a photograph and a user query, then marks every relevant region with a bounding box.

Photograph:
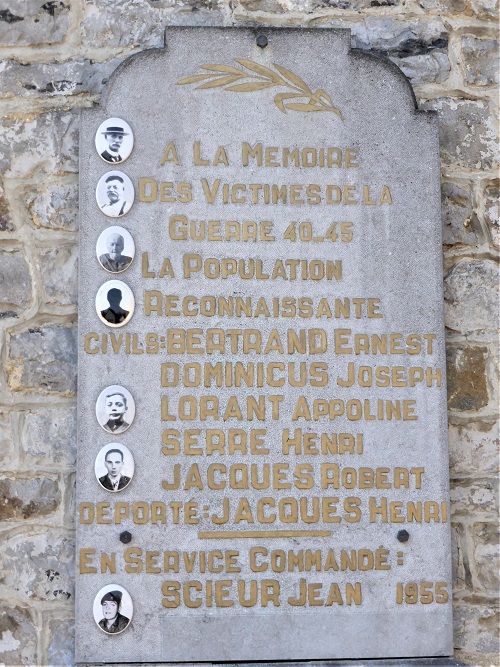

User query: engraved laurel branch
[177,60,343,118]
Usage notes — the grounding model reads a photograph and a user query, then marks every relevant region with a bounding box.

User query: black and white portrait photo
[95,279,134,327]
[95,384,135,434]
[96,226,135,273]
[96,171,134,218]
[95,118,134,164]
[95,443,134,493]
[93,585,133,635]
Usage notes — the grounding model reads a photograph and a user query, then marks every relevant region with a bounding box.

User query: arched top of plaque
[97,28,428,123]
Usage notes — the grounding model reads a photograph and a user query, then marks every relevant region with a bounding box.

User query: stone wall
[0,1,497,666]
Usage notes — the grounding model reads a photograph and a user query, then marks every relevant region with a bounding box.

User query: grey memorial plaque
[77,28,453,664]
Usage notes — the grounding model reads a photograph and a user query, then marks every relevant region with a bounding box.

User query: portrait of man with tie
[95,117,134,164]
[95,444,134,493]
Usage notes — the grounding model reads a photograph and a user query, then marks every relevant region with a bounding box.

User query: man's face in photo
[102,599,118,621]
[106,394,127,421]
[105,452,123,480]
[107,234,125,260]
[106,179,124,204]
[105,132,124,154]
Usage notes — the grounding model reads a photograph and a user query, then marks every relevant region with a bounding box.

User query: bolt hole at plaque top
[96,171,134,218]
[95,279,134,327]
[95,118,134,164]
[93,584,133,635]
[96,225,135,274]
[95,442,134,493]
[95,384,135,434]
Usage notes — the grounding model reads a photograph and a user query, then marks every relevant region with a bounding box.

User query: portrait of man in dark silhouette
[100,287,129,324]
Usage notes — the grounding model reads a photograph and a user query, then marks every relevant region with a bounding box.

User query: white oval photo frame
[95,118,134,164]
[93,584,133,635]
[95,443,134,493]
[95,384,135,434]
[96,226,135,274]
[95,280,134,328]
[96,171,134,218]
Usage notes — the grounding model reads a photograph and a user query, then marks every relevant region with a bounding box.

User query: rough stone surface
[39,244,78,307]
[422,98,498,171]
[472,522,500,593]
[0,529,74,601]
[0,475,61,521]
[482,179,499,247]
[0,0,71,47]
[441,181,480,246]
[24,177,79,232]
[448,421,499,474]
[0,604,37,666]
[7,324,77,395]
[0,248,32,317]
[0,58,122,99]
[444,259,499,333]
[461,34,499,86]
[47,615,75,667]
[0,111,78,179]
[349,18,450,85]
[450,478,498,516]
[82,0,226,49]
[453,604,500,654]
[0,412,14,466]
[21,406,77,466]
[0,182,15,233]
[446,346,489,412]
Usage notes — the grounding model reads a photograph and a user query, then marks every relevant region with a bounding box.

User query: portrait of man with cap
[98,590,130,634]
[101,125,129,163]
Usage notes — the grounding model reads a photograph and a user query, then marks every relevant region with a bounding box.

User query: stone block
[0,529,74,601]
[0,248,32,318]
[0,111,78,179]
[469,0,499,18]
[472,522,500,593]
[7,324,77,395]
[0,182,15,234]
[444,259,499,334]
[451,521,469,592]
[462,34,499,86]
[416,0,467,14]
[348,18,450,85]
[47,616,75,666]
[0,57,122,99]
[448,421,499,475]
[24,177,78,232]
[421,98,497,171]
[21,406,76,467]
[0,0,70,47]
[0,475,61,521]
[82,0,224,49]
[450,478,497,516]
[0,604,37,666]
[446,345,489,412]
[39,244,78,307]
[441,181,480,246]
[0,412,14,466]
[453,603,500,654]
[482,179,499,248]
[163,6,227,26]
